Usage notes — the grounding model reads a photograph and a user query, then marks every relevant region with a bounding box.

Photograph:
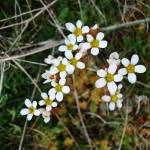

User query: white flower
[48,79,70,102]
[65,20,89,42]
[41,70,57,84]
[102,90,123,111]
[65,52,85,72]
[49,58,74,77]
[20,99,40,121]
[81,32,108,56]
[39,108,51,123]
[39,92,57,111]
[118,54,146,84]
[58,35,78,57]
[107,52,120,65]
[95,64,123,94]
[44,55,62,65]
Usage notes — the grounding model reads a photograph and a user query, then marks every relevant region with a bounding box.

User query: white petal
[62,86,70,94]
[77,35,83,42]
[86,34,93,42]
[75,52,82,60]
[131,54,139,65]
[27,114,33,121]
[97,69,107,77]
[58,45,67,52]
[39,100,45,106]
[109,102,115,111]
[66,64,75,74]
[76,20,82,28]
[96,32,104,40]
[76,62,85,69]
[41,92,48,99]
[49,93,55,100]
[118,84,123,90]
[25,99,32,108]
[99,40,108,48]
[117,100,123,108]
[51,81,57,87]
[59,78,66,85]
[20,108,29,115]
[65,51,73,60]
[52,102,58,107]
[82,26,90,33]
[68,34,76,44]
[56,92,63,102]
[91,48,99,56]
[68,34,76,43]
[65,23,76,32]
[121,58,130,67]
[128,73,136,84]
[62,58,69,65]
[114,74,123,82]
[44,117,50,123]
[102,95,111,102]
[60,71,67,78]
[107,82,117,95]
[32,101,37,108]
[108,64,117,74]
[46,105,52,111]
[48,88,56,96]
[135,65,146,73]
[109,52,119,59]
[50,66,58,75]
[95,78,106,88]
[118,68,127,75]
[34,110,40,116]
[73,44,78,50]
[80,42,91,51]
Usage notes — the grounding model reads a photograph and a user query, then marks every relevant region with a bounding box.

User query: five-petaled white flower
[81,32,108,56]
[102,85,123,111]
[118,54,146,84]
[20,99,40,121]
[65,20,89,42]
[48,79,70,102]
[107,52,120,65]
[39,108,51,123]
[59,35,78,57]
[41,70,58,84]
[65,52,85,72]
[50,58,74,78]
[95,64,123,94]
[39,92,57,111]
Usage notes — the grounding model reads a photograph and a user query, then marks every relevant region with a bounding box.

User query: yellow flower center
[55,84,62,92]
[70,58,77,66]
[44,98,53,105]
[57,64,66,72]
[29,107,35,113]
[73,28,82,36]
[67,44,74,51]
[126,64,135,73]
[90,39,99,48]
[111,95,118,102]
[105,73,114,82]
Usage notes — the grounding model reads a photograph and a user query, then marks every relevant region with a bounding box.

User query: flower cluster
[96,52,146,111]
[20,20,146,123]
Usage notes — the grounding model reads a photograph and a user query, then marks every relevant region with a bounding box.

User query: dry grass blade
[0,40,64,63]
[0,62,5,95]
